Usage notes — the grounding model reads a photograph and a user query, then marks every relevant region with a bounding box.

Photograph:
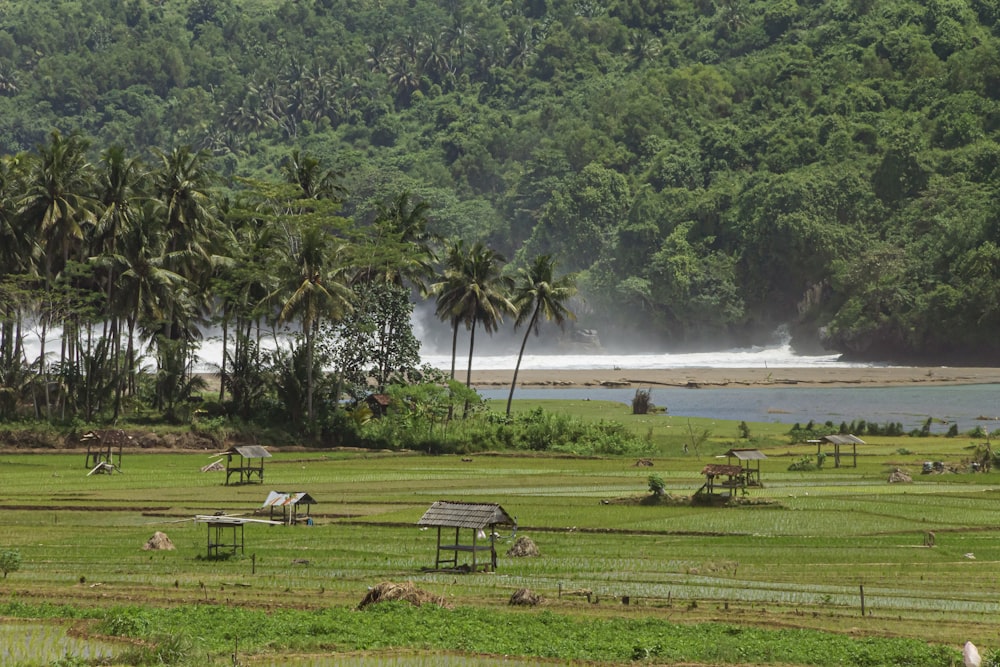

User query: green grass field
[0,400,997,665]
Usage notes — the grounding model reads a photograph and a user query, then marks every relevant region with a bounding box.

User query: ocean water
[418,333,869,370]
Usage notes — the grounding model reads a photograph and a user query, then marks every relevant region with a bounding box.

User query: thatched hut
[417,501,516,573]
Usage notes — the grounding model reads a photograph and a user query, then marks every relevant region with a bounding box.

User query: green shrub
[787,456,816,471]
[0,550,20,578]
[99,609,152,636]
[648,474,666,496]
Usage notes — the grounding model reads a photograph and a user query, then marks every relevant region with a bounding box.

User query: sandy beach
[465,366,1000,389]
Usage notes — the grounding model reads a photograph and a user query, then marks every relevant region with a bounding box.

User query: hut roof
[822,434,865,445]
[417,501,515,529]
[726,448,767,460]
[366,393,391,407]
[223,445,271,459]
[80,429,134,446]
[262,491,317,508]
[701,464,744,477]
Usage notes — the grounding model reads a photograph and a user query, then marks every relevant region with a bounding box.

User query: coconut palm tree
[432,240,471,381]
[94,146,145,413]
[17,131,97,419]
[432,240,513,388]
[96,202,191,415]
[151,145,219,285]
[18,131,97,283]
[357,191,437,293]
[267,223,353,424]
[505,255,577,416]
[149,145,221,395]
[281,149,345,201]
[0,156,30,363]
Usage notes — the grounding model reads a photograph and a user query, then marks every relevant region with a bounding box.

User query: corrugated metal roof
[822,434,865,445]
[224,445,272,458]
[262,491,316,508]
[726,448,767,460]
[417,501,514,529]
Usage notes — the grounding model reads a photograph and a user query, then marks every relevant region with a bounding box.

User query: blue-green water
[482,383,1000,431]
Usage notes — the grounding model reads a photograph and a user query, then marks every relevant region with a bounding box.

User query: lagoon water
[428,340,999,430]
[480,383,1000,431]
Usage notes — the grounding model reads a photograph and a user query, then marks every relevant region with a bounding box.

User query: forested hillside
[1,0,999,360]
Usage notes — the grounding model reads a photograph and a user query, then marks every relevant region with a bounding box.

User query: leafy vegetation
[0,0,998,365]
[0,548,20,577]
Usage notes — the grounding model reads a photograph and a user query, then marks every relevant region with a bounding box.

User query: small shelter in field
[417,501,516,573]
[81,429,132,471]
[817,434,865,468]
[696,464,746,497]
[696,449,766,498]
[726,448,766,487]
[195,514,281,558]
[222,445,271,485]
[261,491,317,525]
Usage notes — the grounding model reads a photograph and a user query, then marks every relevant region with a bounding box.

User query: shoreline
[462,366,1000,389]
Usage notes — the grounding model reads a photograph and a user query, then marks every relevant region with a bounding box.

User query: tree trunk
[449,318,459,380]
[507,306,539,417]
[305,319,315,424]
[219,315,228,403]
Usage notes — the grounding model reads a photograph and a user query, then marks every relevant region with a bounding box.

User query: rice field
[2,404,1000,663]
[0,621,118,665]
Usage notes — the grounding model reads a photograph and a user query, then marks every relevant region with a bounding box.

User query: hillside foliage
[1,0,999,362]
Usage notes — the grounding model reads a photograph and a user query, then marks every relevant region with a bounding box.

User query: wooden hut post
[490,528,497,571]
[471,529,478,571]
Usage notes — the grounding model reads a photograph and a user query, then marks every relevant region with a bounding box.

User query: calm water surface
[481,383,1000,431]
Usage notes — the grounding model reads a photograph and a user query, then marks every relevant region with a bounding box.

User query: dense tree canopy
[1,0,999,361]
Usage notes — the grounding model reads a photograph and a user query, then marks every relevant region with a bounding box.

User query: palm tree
[149,146,221,406]
[506,255,577,416]
[267,223,353,424]
[432,241,513,388]
[18,131,97,283]
[17,131,97,419]
[94,146,145,416]
[213,206,277,403]
[432,240,469,382]
[97,201,191,414]
[357,191,437,292]
[280,150,345,201]
[152,146,217,268]
[0,154,32,379]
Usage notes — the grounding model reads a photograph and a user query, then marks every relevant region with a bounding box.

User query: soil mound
[509,588,542,606]
[888,468,913,483]
[357,581,448,610]
[142,531,175,551]
[506,536,540,557]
